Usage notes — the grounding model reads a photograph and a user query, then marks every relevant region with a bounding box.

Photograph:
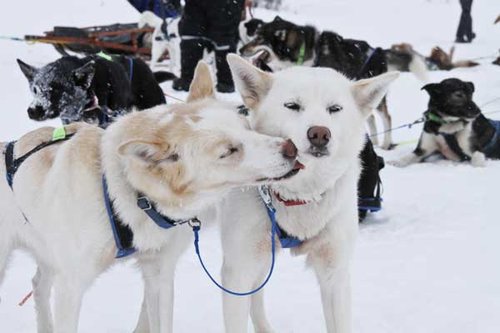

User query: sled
[24,23,158,59]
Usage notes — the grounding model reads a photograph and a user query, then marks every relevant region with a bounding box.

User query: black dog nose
[281,139,298,160]
[307,126,331,148]
[27,106,44,120]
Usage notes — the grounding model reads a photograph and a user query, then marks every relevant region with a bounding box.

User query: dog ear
[72,61,96,89]
[273,16,283,22]
[187,61,215,102]
[465,81,475,94]
[17,59,37,82]
[226,54,273,110]
[421,83,441,97]
[118,139,176,164]
[352,71,399,117]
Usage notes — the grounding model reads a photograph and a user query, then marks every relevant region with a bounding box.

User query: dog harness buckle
[137,196,153,211]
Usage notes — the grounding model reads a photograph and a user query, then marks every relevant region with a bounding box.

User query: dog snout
[281,139,298,160]
[27,106,45,120]
[307,126,331,148]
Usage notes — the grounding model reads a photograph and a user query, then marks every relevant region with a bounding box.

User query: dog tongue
[294,160,306,170]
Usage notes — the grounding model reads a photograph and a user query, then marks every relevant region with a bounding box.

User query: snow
[1,0,500,332]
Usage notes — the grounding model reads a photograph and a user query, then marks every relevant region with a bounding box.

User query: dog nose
[27,106,44,120]
[281,139,298,160]
[307,126,331,148]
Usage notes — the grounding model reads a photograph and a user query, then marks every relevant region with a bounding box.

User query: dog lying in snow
[17,54,171,127]
[0,62,303,332]
[215,55,397,332]
[390,78,500,167]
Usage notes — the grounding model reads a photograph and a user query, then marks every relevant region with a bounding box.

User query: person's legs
[173,0,207,91]
[206,0,245,93]
[456,0,474,42]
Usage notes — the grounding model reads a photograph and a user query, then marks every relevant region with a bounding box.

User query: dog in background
[17,54,171,128]
[0,62,303,332]
[385,43,479,74]
[239,16,408,149]
[390,78,500,167]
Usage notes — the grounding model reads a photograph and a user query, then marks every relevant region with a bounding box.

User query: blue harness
[483,119,500,157]
[258,186,303,249]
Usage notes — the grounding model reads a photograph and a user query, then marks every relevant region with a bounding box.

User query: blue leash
[192,186,278,296]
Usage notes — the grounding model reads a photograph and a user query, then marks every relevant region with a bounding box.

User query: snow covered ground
[0,0,499,332]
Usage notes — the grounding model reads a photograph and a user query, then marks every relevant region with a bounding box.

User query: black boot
[172,39,205,91]
[215,49,236,93]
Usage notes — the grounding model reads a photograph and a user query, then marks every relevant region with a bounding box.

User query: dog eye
[284,102,301,111]
[219,147,239,159]
[327,104,343,114]
[33,86,39,94]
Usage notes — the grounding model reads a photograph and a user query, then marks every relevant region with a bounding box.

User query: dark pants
[178,0,245,85]
[456,0,473,40]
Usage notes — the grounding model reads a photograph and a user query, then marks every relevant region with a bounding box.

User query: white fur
[217,55,398,333]
[0,66,301,332]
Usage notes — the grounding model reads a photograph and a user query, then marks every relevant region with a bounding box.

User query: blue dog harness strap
[102,176,137,258]
[483,119,500,156]
[258,185,303,249]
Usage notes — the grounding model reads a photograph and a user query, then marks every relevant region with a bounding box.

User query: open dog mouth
[257,160,305,182]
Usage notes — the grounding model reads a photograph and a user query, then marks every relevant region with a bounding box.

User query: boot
[215,49,236,93]
[172,39,205,91]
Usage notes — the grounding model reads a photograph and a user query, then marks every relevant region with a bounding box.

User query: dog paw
[471,151,486,167]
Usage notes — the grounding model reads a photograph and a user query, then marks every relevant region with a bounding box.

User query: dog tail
[408,54,429,82]
[153,71,177,83]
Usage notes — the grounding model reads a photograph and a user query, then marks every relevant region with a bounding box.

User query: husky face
[115,62,302,207]
[17,58,95,123]
[422,78,480,121]
[228,55,398,194]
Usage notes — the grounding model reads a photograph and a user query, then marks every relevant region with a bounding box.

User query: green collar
[52,127,67,140]
[96,51,113,61]
[296,42,306,65]
[425,111,448,124]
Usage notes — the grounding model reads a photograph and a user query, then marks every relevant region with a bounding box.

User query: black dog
[17,54,171,127]
[391,78,500,167]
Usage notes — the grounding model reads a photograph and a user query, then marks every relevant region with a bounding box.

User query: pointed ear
[187,61,215,102]
[421,83,441,97]
[465,81,475,94]
[273,16,282,22]
[118,139,176,164]
[17,59,37,82]
[72,61,96,88]
[227,54,273,109]
[352,71,399,117]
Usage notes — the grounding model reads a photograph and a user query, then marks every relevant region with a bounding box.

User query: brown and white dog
[0,62,303,332]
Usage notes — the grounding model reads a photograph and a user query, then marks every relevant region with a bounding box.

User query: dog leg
[133,297,150,333]
[32,267,54,333]
[471,151,486,167]
[250,291,275,333]
[308,232,356,333]
[366,114,378,146]
[376,97,394,150]
[388,133,438,167]
[52,275,85,333]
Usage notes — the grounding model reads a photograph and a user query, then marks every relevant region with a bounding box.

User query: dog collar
[273,191,310,206]
[425,111,449,124]
[296,41,306,65]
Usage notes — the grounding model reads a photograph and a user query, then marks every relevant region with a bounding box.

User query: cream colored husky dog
[0,62,302,333]
[217,55,398,333]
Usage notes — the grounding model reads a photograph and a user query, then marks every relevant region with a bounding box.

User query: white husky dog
[215,55,399,333]
[0,62,303,333]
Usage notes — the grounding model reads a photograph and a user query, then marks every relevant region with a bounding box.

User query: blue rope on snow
[191,194,278,296]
